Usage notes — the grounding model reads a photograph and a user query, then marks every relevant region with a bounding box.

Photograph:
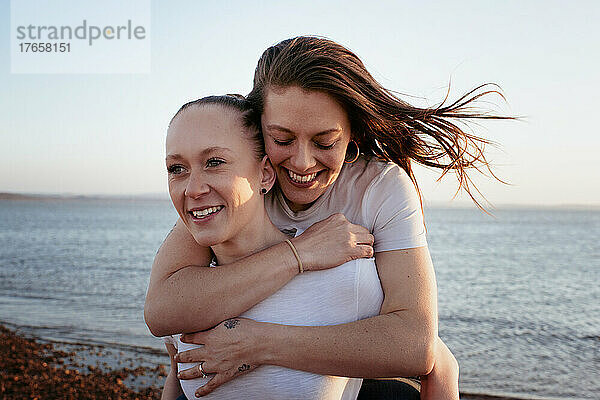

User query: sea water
[0,200,598,399]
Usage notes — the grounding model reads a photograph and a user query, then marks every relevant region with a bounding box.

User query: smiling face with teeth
[262,86,353,212]
[166,104,275,249]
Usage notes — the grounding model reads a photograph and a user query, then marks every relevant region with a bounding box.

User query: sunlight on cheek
[231,176,255,206]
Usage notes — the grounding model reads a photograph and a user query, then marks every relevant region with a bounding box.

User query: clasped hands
[175,317,265,397]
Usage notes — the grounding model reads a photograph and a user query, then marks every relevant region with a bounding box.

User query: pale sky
[1,0,599,206]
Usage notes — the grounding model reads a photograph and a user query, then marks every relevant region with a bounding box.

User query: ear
[259,155,277,194]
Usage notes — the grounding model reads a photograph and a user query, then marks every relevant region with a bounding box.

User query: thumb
[180,331,207,344]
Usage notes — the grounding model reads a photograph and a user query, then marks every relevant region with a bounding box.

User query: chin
[190,230,226,248]
[284,191,322,210]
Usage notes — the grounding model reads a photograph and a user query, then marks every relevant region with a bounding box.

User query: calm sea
[0,199,598,399]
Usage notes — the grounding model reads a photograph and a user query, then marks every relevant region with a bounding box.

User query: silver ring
[197,362,207,378]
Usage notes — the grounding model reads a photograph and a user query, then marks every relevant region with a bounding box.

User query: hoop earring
[344,140,360,164]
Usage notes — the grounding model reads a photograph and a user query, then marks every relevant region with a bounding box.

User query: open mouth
[286,168,320,184]
[189,205,224,220]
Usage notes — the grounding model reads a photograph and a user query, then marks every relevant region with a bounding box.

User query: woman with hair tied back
[146,36,512,400]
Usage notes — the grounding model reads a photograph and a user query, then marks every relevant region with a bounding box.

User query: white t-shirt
[164,156,427,400]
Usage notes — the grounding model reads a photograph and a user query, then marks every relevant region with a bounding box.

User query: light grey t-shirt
[265,156,427,253]
[165,156,427,400]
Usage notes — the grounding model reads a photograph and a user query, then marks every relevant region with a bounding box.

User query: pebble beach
[0,324,165,399]
[1,323,542,400]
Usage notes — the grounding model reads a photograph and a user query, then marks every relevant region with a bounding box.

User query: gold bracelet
[284,239,303,274]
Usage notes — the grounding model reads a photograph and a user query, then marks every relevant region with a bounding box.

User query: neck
[286,197,313,213]
[211,210,287,265]
[278,185,314,213]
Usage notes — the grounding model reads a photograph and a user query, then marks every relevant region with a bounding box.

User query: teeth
[288,170,318,183]
[191,206,223,218]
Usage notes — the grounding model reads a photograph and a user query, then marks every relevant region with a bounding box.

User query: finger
[195,371,236,397]
[180,331,207,344]
[329,212,346,221]
[351,223,370,233]
[175,347,207,363]
[355,233,374,246]
[178,360,217,381]
[356,244,374,258]
[177,363,206,380]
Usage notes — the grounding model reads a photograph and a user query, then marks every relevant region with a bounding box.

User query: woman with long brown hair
[146,36,510,399]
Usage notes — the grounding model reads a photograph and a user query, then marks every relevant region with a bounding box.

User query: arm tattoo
[237,364,251,373]
[224,319,240,329]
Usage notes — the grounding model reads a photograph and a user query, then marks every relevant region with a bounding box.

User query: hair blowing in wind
[246,36,515,209]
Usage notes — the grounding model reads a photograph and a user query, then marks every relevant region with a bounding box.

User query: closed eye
[273,138,293,146]
[314,141,337,150]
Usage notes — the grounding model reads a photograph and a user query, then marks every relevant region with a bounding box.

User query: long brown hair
[246,36,514,209]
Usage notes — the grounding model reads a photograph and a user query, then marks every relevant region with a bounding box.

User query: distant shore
[1,192,598,210]
[0,192,170,202]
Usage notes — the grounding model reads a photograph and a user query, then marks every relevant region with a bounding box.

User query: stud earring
[261,188,267,194]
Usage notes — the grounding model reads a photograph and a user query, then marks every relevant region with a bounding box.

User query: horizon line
[1,191,599,210]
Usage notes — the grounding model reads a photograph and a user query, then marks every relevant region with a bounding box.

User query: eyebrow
[265,124,342,137]
[166,146,233,161]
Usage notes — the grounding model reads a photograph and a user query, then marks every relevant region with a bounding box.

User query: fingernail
[177,372,181,378]
[195,392,202,398]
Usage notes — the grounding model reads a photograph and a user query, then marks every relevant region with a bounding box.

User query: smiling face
[166,105,270,247]
[262,86,352,212]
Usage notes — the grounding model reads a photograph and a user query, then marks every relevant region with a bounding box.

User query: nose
[289,141,316,172]
[184,170,210,199]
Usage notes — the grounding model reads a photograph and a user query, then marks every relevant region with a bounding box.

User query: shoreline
[0,323,166,399]
[0,323,561,400]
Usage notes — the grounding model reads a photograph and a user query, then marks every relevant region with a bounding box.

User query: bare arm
[420,337,460,400]
[145,219,297,336]
[176,247,439,395]
[145,214,374,336]
[262,247,438,377]
[161,343,184,400]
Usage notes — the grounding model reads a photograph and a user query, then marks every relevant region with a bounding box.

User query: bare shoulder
[152,219,212,279]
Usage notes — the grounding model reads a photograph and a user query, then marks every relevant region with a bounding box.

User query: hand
[175,318,263,397]
[291,213,374,271]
